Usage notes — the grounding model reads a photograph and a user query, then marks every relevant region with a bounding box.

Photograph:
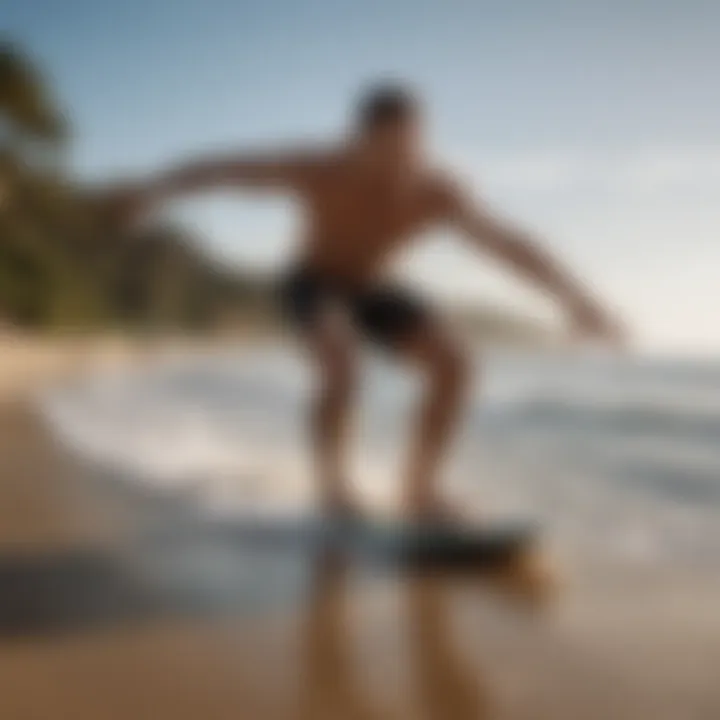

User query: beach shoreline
[1,335,720,718]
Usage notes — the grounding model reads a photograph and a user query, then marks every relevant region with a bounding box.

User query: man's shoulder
[289,143,347,168]
[285,144,353,185]
[421,167,466,214]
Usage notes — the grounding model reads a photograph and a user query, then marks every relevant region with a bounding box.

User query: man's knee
[432,342,472,393]
[319,346,357,400]
[307,321,357,397]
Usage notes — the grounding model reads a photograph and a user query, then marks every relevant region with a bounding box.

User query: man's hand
[567,299,626,347]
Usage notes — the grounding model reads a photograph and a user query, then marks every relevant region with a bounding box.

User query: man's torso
[294,151,449,283]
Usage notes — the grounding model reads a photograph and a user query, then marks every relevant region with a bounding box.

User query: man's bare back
[104,83,623,520]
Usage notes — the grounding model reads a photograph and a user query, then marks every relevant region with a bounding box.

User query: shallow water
[42,345,720,571]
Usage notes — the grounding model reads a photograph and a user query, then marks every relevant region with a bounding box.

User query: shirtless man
[108,84,622,521]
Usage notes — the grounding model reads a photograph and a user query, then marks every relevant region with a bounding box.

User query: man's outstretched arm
[144,149,320,198]
[440,180,623,342]
[95,148,321,220]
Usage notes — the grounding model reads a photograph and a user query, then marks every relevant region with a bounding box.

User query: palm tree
[0,40,66,142]
[0,40,84,327]
[1,40,68,195]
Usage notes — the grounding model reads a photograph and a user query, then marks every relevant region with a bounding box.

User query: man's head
[354,83,424,165]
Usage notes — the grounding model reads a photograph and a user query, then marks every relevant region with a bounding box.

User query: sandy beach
[1,340,720,719]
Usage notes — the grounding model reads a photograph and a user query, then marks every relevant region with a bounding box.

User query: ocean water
[42,345,720,571]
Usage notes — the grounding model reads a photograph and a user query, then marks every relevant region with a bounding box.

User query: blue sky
[6,0,719,351]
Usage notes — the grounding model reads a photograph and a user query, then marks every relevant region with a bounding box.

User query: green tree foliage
[0,40,274,332]
[0,40,66,143]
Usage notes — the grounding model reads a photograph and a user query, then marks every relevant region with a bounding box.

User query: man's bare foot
[404,496,463,526]
[320,490,362,522]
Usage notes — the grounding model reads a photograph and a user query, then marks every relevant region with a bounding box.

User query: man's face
[364,113,424,167]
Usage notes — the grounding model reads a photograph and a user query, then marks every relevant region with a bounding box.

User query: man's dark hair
[355,83,420,131]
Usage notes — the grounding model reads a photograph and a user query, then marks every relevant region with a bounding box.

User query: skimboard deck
[342,519,539,568]
[147,515,541,570]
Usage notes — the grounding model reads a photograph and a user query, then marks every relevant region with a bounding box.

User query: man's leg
[355,287,472,520]
[399,324,472,519]
[304,318,359,513]
[281,269,359,515]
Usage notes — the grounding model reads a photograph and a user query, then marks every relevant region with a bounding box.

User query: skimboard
[183,513,541,569]
[143,511,550,580]
[338,517,538,569]
[334,515,554,598]
[142,512,556,600]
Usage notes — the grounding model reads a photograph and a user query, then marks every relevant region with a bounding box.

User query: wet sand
[2,376,720,718]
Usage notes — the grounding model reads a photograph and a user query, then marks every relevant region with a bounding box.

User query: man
[106,84,622,521]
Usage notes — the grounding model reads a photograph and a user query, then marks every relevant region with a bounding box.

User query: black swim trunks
[279,266,431,348]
